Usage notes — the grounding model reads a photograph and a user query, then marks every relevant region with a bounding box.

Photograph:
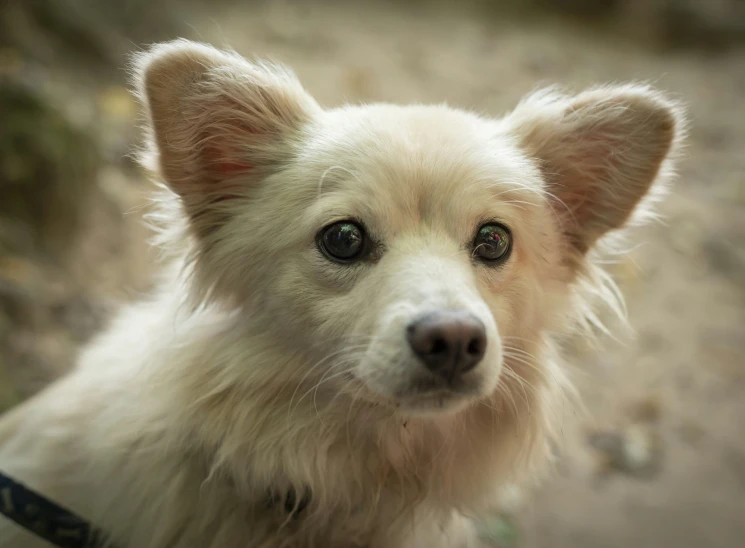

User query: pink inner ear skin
[204,147,253,178]
[200,106,262,180]
[561,132,625,228]
[204,143,254,177]
[194,142,255,205]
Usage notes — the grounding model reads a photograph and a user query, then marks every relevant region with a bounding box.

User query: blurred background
[1,0,744,546]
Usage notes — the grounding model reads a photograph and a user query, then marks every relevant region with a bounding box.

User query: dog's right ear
[132,40,319,235]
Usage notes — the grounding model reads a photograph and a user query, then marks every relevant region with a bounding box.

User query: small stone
[586,422,662,479]
[621,423,661,477]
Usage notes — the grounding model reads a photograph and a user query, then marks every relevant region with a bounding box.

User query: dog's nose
[406,311,486,382]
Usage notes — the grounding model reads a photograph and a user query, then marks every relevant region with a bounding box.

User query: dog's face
[136,41,681,417]
[282,105,545,415]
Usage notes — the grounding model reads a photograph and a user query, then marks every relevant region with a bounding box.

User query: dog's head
[134,41,683,418]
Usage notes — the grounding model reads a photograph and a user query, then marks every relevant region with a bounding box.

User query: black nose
[406,311,486,383]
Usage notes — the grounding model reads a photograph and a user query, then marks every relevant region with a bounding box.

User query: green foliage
[0,80,99,255]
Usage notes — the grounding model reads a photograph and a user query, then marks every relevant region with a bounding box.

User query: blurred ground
[1,1,744,547]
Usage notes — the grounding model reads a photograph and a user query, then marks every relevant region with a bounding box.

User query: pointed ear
[506,85,684,253]
[132,40,319,234]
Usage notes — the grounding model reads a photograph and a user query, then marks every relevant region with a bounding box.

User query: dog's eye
[318,221,365,262]
[473,223,512,262]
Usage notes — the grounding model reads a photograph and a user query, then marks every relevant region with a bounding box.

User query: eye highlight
[473,223,512,263]
[318,221,366,262]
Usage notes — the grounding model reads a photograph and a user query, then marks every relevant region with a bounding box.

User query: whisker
[286,347,366,420]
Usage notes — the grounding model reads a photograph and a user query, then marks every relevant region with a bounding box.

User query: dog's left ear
[506,85,684,254]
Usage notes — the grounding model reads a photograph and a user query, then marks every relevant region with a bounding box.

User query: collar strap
[0,470,110,548]
[0,469,311,546]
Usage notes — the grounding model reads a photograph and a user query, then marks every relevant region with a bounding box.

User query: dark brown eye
[474,223,512,262]
[318,221,365,262]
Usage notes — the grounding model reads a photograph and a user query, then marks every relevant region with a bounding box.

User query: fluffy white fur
[0,40,685,548]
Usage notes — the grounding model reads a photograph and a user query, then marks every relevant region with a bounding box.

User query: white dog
[0,40,684,548]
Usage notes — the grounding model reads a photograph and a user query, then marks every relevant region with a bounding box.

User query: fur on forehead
[299,104,547,231]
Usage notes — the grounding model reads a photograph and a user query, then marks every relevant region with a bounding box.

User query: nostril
[466,338,483,356]
[430,337,448,355]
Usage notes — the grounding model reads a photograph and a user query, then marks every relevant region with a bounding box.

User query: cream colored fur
[0,40,685,548]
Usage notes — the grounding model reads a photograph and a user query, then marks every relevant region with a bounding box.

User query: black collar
[0,470,311,547]
[0,470,109,548]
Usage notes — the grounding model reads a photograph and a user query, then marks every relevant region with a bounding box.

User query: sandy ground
[2,1,745,546]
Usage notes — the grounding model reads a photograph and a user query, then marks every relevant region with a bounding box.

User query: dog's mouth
[389,376,484,415]
[346,368,484,416]
[394,388,476,415]
[406,374,472,393]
